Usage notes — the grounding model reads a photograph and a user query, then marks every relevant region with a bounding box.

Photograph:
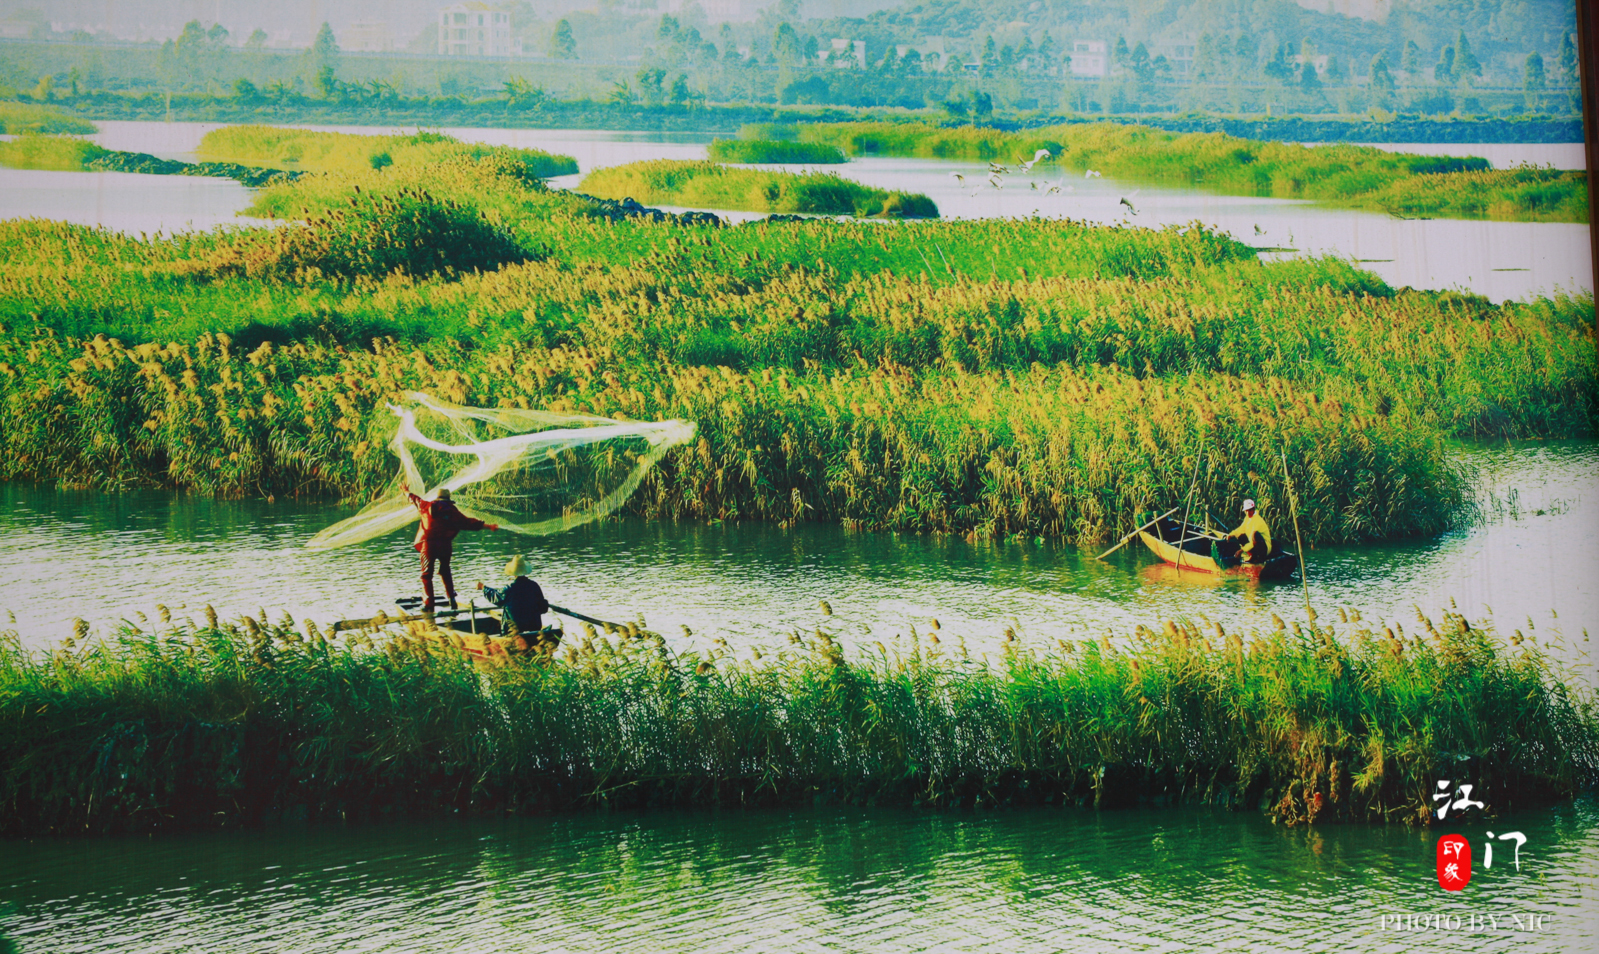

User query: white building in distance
[438,2,515,57]
[1069,40,1108,77]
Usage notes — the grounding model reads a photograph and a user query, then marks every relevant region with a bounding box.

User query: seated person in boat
[408,488,497,609]
[1218,499,1273,565]
[478,555,555,651]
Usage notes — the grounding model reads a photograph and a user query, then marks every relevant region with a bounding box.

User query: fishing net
[306,392,697,551]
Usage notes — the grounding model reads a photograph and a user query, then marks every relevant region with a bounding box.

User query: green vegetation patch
[0,131,1592,545]
[708,138,847,164]
[0,101,96,136]
[580,159,936,218]
[0,134,106,172]
[3,609,1595,834]
[784,121,1589,223]
[197,125,577,179]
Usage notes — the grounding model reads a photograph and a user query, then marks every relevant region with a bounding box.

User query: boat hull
[1137,518,1298,582]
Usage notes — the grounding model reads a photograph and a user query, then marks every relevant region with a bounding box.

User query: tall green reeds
[708,139,848,164]
[0,101,96,136]
[196,125,578,179]
[0,134,106,171]
[3,609,1594,834]
[0,135,1591,544]
[770,121,1589,223]
[579,159,937,218]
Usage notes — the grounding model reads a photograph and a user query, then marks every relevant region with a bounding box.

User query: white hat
[504,554,528,577]
[1242,499,1256,512]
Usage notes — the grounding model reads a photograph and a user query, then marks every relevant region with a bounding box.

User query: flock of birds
[949,148,1141,215]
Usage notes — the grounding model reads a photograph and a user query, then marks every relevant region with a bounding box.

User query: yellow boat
[1137,513,1298,581]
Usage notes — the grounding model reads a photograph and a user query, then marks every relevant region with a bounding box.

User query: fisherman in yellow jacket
[1224,499,1273,565]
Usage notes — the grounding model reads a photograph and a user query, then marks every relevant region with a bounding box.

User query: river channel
[0,119,1590,302]
[3,441,1595,693]
[3,798,1596,953]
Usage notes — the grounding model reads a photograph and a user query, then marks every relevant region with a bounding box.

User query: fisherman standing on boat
[478,555,553,651]
[408,488,498,609]
[1221,499,1272,565]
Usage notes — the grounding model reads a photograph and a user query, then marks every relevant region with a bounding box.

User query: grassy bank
[0,134,105,171]
[708,139,848,164]
[0,101,96,136]
[761,121,1589,223]
[579,159,936,218]
[3,608,1594,834]
[0,133,1592,544]
[196,125,578,178]
[0,134,304,189]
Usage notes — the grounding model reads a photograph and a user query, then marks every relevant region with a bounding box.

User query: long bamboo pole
[1175,443,1206,571]
[1280,447,1311,617]
[1096,506,1181,560]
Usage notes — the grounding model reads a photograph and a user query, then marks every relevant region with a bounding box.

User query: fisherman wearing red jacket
[408,488,498,609]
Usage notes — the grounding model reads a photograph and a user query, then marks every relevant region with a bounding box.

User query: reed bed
[772,121,1589,223]
[3,608,1594,834]
[707,139,848,164]
[195,125,578,179]
[0,143,1591,544]
[0,134,106,172]
[0,101,96,136]
[0,320,1465,543]
[579,159,938,218]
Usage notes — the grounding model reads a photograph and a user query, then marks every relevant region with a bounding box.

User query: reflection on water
[2,801,1595,953]
[3,443,1595,683]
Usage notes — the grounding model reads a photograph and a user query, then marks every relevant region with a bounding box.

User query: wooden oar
[548,603,630,631]
[1096,507,1181,560]
[329,601,634,637]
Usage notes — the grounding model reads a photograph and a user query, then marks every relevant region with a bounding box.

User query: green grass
[579,159,937,218]
[196,125,578,178]
[0,101,96,136]
[771,121,1589,223]
[0,134,106,171]
[3,607,1594,834]
[708,138,848,164]
[0,132,1592,545]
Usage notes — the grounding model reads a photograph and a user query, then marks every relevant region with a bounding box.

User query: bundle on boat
[3,607,1595,835]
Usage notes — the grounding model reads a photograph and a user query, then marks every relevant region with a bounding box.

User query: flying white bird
[949,172,967,186]
[1085,169,1102,178]
[1018,148,1052,173]
[989,176,1005,189]
[988,161,1010,175]
[1119,196,1138,215]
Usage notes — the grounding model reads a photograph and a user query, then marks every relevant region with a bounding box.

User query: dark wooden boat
[1137,513,1299,581]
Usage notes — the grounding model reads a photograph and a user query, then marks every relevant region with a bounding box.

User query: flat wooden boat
[1137,513,1298,581]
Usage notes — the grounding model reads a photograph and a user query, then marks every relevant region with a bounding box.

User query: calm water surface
[3,442,1595,689]
[2,802,1595,952]
[0,120,1589,301]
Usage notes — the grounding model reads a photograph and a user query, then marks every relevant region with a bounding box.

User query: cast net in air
[306,392,697,551]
